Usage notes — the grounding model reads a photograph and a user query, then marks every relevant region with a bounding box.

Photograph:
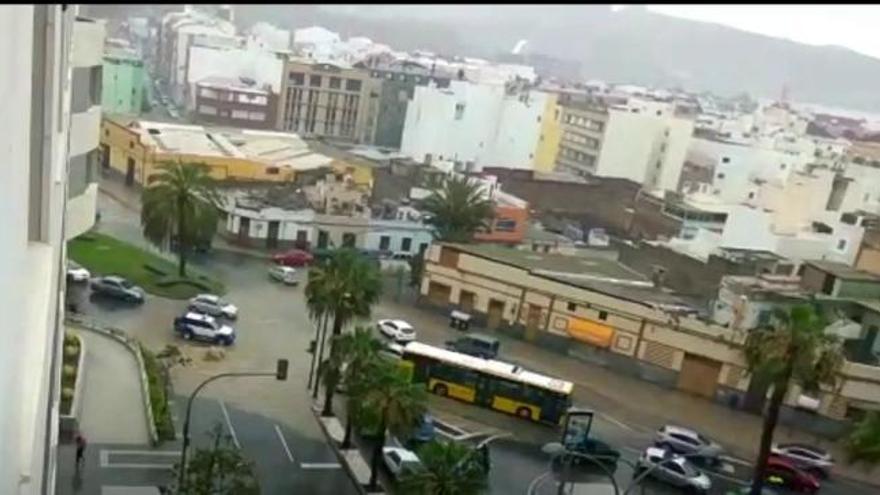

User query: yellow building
[99,117,373,187]
[420,242,871,428]
[532,93,562,172]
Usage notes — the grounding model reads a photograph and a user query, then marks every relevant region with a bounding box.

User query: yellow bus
[400,342,574,425]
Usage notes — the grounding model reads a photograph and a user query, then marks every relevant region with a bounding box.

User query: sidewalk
[377,296,880,487]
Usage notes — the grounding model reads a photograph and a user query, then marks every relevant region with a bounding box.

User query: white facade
[0,5,76,494]
[185,44,283,111]
[401,80,549,170]
[246,22,290,52]
[365,220,434,256]
[592,108,693,193]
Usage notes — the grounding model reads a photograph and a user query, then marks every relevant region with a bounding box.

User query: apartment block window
[454,102,466,120]
[345,79,362,91]
[567,302,577,312]
[494,218,517,232]
[289,72,305,85]
[401,237,412,252]
[721,157,730,164]
[598,310,608,321]
[329,76,341,89]
[379,235,391,251]
[837,239,848,251]
[198,104,217,115]
[309,75,322,87]
[266,166,280,175]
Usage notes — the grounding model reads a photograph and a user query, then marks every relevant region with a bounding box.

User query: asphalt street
[73,190,877,494]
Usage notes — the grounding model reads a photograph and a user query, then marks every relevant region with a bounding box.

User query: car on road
[188,294,238,320]
[90,275,145,303]
[382,446,423,480]
[445,333,500,359]
[635,446,712,494]
[268,265,299,285]
[173,311,236,346]
[764,455,821,494]
[271,248,314,267]
[770,443,833,479]
[66,261,91,283]
[377,319,416,342]
[655,425,723,463]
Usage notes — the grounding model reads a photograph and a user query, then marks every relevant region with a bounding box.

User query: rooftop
[806,260,880,282]
[197,76,272,94]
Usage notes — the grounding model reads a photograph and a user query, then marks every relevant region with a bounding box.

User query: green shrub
[155,276,213,291]
[143,263,169,276]
[64,345,79,358]
[64,333,79,347]
[61,387,74,400]
[141,346,176,442]
[62,365,77,379]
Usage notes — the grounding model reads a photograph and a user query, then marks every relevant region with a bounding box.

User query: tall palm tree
[847,411,880,465]
[318,342,346,417]
[141,161,221,276]
[337,327,383,448]
[363,361,427,490]
[421,174,494,243]
[399,440,489,495]
[744,304,843,495]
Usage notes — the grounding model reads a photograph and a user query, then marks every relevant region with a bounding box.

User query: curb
[310,403,385,495]
[66,316,160,446]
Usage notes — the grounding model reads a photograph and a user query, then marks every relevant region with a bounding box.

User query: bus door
[474,373,495,408]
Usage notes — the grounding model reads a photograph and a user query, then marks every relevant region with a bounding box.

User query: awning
[566,318,614,348]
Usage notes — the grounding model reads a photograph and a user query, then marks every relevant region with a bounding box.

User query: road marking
[720,455,752,467]
[99,449,179,470]
[274,424,295,463]
[300,462,342,469]
[219,400,241,449]
[599,412,635,432]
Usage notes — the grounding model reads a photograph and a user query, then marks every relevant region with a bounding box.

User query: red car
[271,249,314,267]
[764,454,821,494]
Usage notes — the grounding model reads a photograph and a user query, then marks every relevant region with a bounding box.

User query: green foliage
[60,332,81,415]
[307,249,383,335]
[420,175,494,243]
[141,345,176,441]
[847,412,880,466]
[141,161,222,277]
[399,440,489,495]
[171,424,260,495]
[64,345,79,358]
[62,365,77,379]
[68,232,224,299]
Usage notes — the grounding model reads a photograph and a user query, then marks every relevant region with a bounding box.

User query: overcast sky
[644,5,880,60]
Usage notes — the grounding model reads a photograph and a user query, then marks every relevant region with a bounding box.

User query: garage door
[677,353,722,399]
[427,282,451,306]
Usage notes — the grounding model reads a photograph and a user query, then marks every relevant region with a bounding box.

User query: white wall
[0,6,72,494]
[65,183,98,240]
[364,221,434,257]
[186,44,283,110]
[838,162,880,215]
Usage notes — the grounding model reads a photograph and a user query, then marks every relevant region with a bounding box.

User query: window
[837,239,848,251]
[454,102,466,120]
[401,237,412,252]
[748,191,756,199]
[345,79,362,91]
[567,302,577,312]
[598,311,608,321]
[379,235,391,250]
[309,75,322,87]
[419,242,428,253]
[266,166,279,175]
[780,163,787,170]
[494,218,517,232]
[329,76,341,89]
[717,173,725,179]
[342,232,356,247]
[289,72,305,85]
[721,157,730,164]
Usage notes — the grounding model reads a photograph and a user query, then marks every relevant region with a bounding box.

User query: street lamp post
[176,359,288,493]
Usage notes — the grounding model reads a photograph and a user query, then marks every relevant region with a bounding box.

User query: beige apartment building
[419,242,880,434]
[276,59,381,144]
[554,100,609,178]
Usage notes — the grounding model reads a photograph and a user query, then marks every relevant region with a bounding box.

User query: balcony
[69,105,100,157]
[72,18,105,68]
[65,183,98,240]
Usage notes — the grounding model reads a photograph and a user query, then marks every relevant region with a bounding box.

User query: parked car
[173,311,236,346]
[66,261,91,283]
[770,443,834,479]
[377,319,416,342]
[409,413,436,445]
[382,446,423,481]
[271,249,314,267]
[635,446,712,494]
[90,276,145,303]
[268,265,299,285]
[445,333,500,359]
[655,425,723,463]
[188,294,238,320]
[764,455,821,494]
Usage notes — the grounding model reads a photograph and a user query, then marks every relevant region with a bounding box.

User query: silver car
[268,265,299,285]
[188,294,238,320]
[636,446,711,494]
[770,443,833,479]
[655,425,723,463]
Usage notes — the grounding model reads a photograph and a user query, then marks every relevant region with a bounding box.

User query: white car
[636,446,711,494]
[66,261,91,283]
[378,319,416,342]
[188,294,238,320]
[174,312,236,346]
[382,446,422,480]
[268,265,299,285]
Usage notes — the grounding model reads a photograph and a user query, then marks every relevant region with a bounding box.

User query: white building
[0,5,87,494]
[401,80,550,170]
[246,22,290,52]
[185,43,284,112]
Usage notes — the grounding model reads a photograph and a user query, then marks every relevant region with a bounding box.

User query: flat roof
[806,260,880,282]
[447,243,648,283]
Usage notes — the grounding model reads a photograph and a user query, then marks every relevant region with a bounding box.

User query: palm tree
[398,440,489,495]
[307,249,382,338]
[744,304,844,495]
[364,361,427,490]
[847,412,880,465]
[141,161,221,277]
[318,341,346,417]
[337,327,383,448]
[421,174,494,243]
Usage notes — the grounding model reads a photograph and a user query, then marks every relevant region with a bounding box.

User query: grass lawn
[68,232,225,300]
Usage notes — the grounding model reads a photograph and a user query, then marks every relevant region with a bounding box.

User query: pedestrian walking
[75,432,87,469]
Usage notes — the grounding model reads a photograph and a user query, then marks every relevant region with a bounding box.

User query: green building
[102,48,145,115]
